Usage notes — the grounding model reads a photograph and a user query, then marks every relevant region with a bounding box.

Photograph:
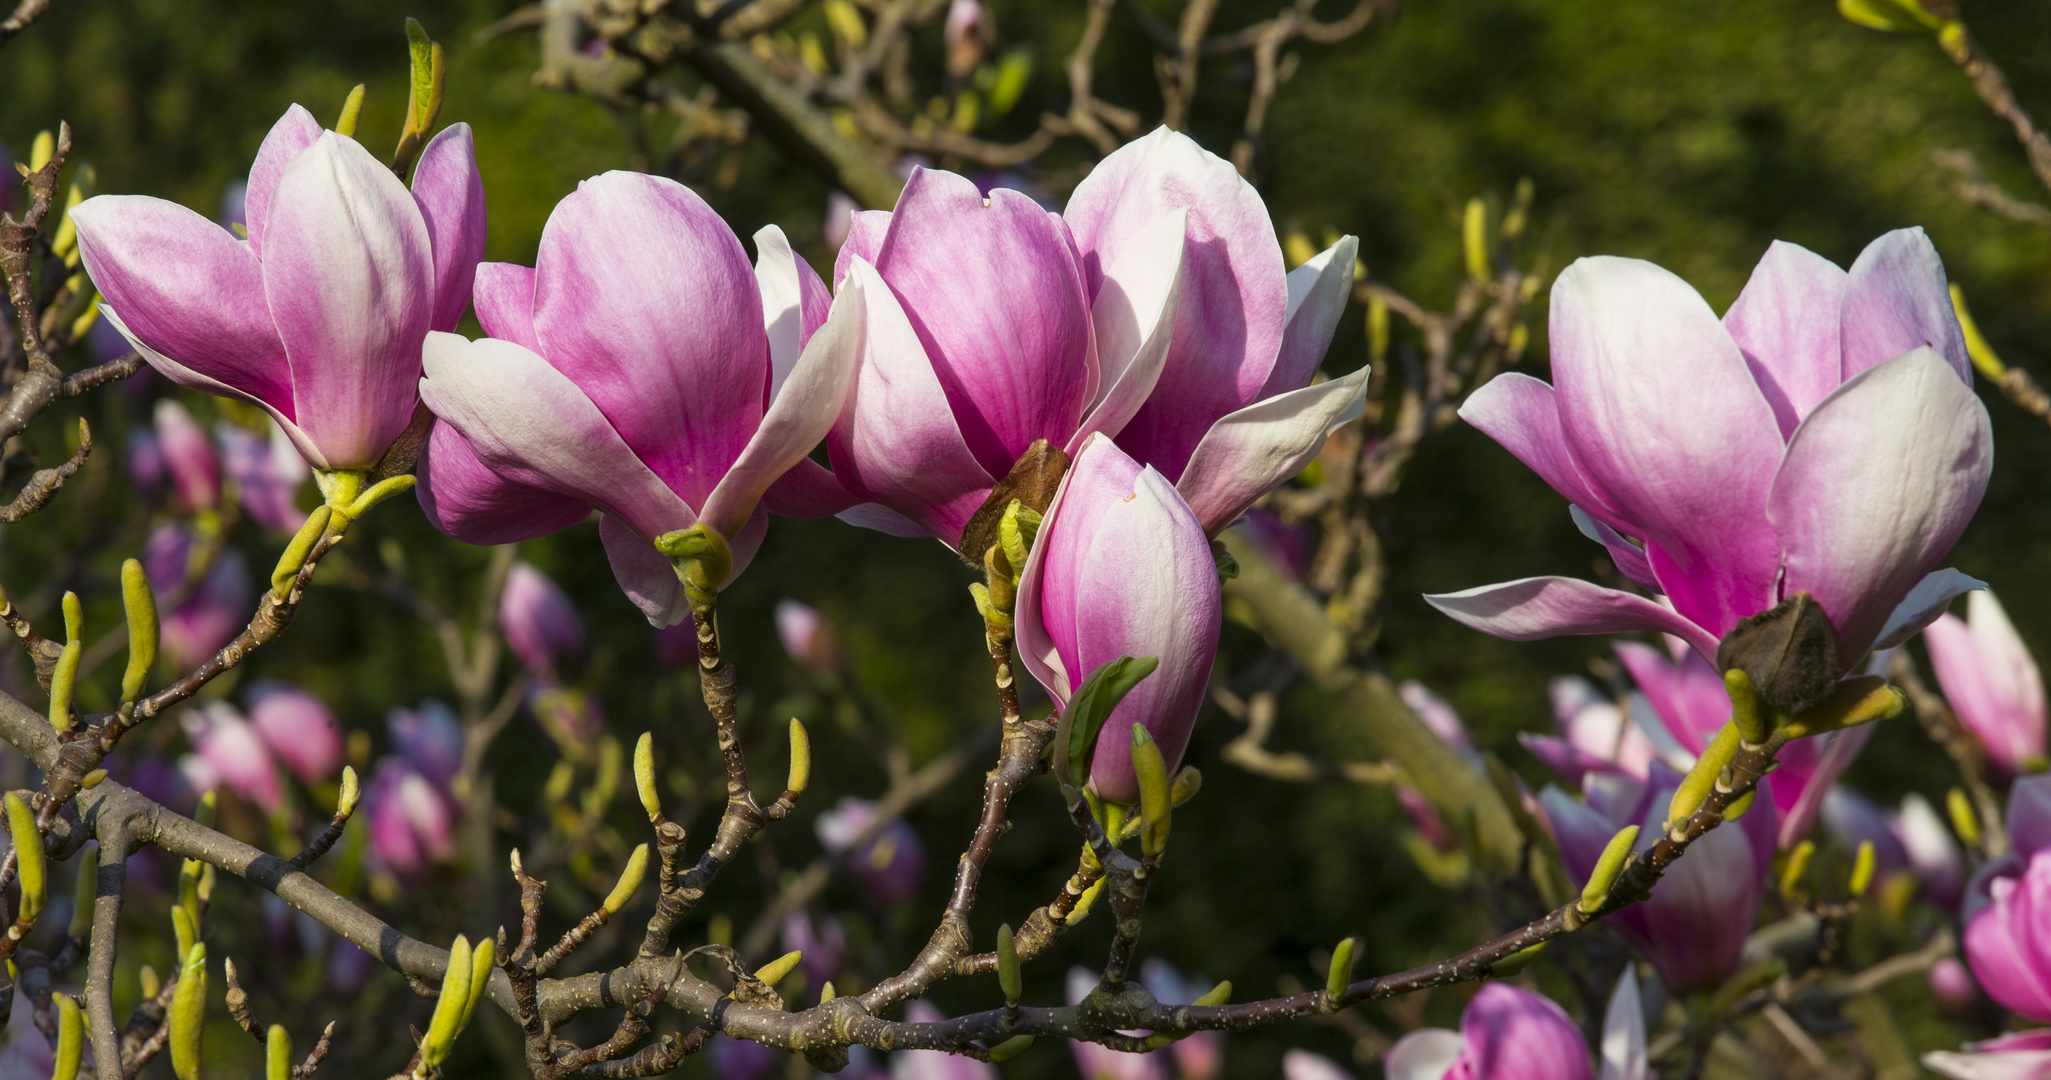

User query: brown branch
[1889,650,2006,856]
[1941,24,2051,200]
[1933,147,2051,225]
[0,417,88,524]
[0,0,54,49]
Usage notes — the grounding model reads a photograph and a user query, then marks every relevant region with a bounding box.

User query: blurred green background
[5,0,2051,1075]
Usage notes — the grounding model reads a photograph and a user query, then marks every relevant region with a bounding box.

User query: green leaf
[1057,655,1160,790]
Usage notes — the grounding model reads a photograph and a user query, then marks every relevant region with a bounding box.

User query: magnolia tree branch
[0,0,52,53]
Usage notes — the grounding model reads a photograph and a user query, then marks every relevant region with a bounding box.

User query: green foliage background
[5,0,2051,1075]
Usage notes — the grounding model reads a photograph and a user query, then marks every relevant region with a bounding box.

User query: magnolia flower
[216,419,309,532]
[73,104,486,470]
[1067,968,1168,1080]
[247,682,343,785]
[1430,231,1992,674]
[152,399,220,512]
[943,0,986,79]
[364,756,457,876]
[1017,435,1223,804]
[144,523,252,672]
[774,128,1366,551]
[815,797,926,907]
[891,1002,999,1080]
[418,172,861,626]
[1141,959,1223,1080]
[389,702,464,787]
[500,562,584,681]
[1384,980,1615,1080]
[1520,675,1655,785]
[182,703,283,813]
[1966,846,2051,1025]
[1925,1029,2051,1080]
[776,599,842,675]
[1544,763,1776,992]
[1925,590,2047,775]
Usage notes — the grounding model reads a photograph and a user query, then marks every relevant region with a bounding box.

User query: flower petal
[262,133,435,467]
[600,512,684,628]
[1461,985,1593,1080]
[1722,240,1848,437]
[1613,642,1728,756]
[1265,236,1359,399]
[1070,208,1185,455]
[1776,725,1874,850]
[1461,373,1631,534]
[1548,255,1783,640]
[764,459,863,519]
[872,167,1094,477]
[418,331,692,540]
[824,257,994,546]
[755,223,809,401]
[532,171,767,510]
[416,419,591,545]
[1600,971,1648,1080]
[700,262,864,538]
[1383,1031,1462,1080]
[472,261,539,352]
[1571,505,1660,593]
[1874,567,1987,653]
[409,123,488,332]
[1425,576,1719,661]
[96,304,322,467]
[1926,589,2045,775]
[70,195,294,414]
[1066,127,1289,480]
[1922,1049,2051,1080]
[1770,346,1993,668]
[836,501,930,537]
[831,208,891,289]
[1174,366,1370,535]
[1841,227,1971,384]
[243,104,324,258]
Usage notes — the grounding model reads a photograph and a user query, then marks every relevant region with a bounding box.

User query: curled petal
[1425,576,1719,662]
[1873,567,1987,654]
[410,123,488,333]
[1175,366,1370,535]
[1382,1031,1461,1080]
[1265,236,1359,399]
[832,208,891,289]
[1571,506,1660,593]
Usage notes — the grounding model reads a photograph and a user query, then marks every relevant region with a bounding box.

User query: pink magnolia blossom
[363,757,457,876]
[815,797,926,907]
[1384,982,1608,1080]
[1966,846,2051,1024]
[1925,1029,2051,1080]
[776,599,841,675]
[1283,1051,1359,1080]
[1544,763,1776,992]
[247,682,343,785]
[771,128,1367,549]
[73,105,485,470]
[1520,675,1655,786]
[216,418,309,532]
[388,702,463,787]
[942,0,986,79]
[1930,957,1978,1007]
[1066,968,1168,1080]
[182,702,283,813]
[152,399,220,513]
[499,562,584,680]
[1016,435,1223,804]
[709,1035,781,1080]
[1429,231,1992,675]
[417,173,861,626]
[1925,590,2047,776]
[144,523,252,672]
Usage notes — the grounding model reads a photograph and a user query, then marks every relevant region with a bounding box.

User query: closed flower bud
[247,682,343,785]
[1923,590,2046,777]
[500,562,584,680]
[775,599,841,675]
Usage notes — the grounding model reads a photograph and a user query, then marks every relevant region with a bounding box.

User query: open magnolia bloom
[1016,434,1223,804]
[1383,979,1632,1080]
[416,171,860,625]
[769,127,1367,552]
[1924,589,2048,775]
[72,104,486,471]
[1428,230,1992,673]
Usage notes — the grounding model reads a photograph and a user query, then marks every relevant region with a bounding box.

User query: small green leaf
[1057,655,1160,789]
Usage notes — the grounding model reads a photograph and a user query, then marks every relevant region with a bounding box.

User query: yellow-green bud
[6,793,44,922]
[61,591,81,643]
[1325,937,1358,1004]
[1170,766,1202,807]
[53,994,82,1080]
[1849,840,1877,898]
[271,506,333,599]
[171,904,197,967]
[1368,295,1389,367]
[1068,878,1106,923]
[1947,787,1982,849]
[1132,725,1171,859]
[1193,980,1232,1007]
[335,85,367,137]
[1780,839,1815,899]
[69,854,95,938]
[458,936,495,1035]
[121,558,159,703]
[1780,676,1903,740]
[169,943,207,1080]
[1668,722,1738,828]
[653,524,731,606]
[1463,198,1489,283]
[1491,941,1546,976]
[1724,787,1757,821]
[820,981,836,1003]
[28,131,53,173]
[787,719,810,795]
[997,923,1020,1005]
[421,935,473,1067]
[139,964,161,1001]
[336,765,360,818]
[1725,668,1771,744]
[48,638,79,732]
[604,844,650,915]
[265,1024,292,1080]
[999,500,1040,580]
[1578,823,1639,915]
[989,1035,1035,1062]
[634,732,662,821]
[753,950,803,989]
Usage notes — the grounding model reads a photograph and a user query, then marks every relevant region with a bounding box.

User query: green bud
[6,793,44,922]
[1780,839,1815,899]
[1724,787,1757,821]
[1780,676,1903,740]
[754,949,803,989]
[1368,295,1389,367]
[139,965,161,1001]
[1324,937,1357,1004]
[1068,877,1106,923]
[421,935,473,1067]
[988,1035,1035,1062]
[171,899,197,964]
[1725,668,1771,744]
[1170,766,1202,807]
[1951,285,2008,380]
[1947,787,1981,849]
[1668,722,1739,828]
[68,853,95,938]
[52,994,81,1080]
[997,923,1021,1005]
[1463,198,1489,283]
[169,942,207,1080]
[1193,980,1232,1007]
[47,639,79,732]
[271,506,333,599]
[1131,725,1171,859]
[121,558,159,703]
[998,500,1040,580]
[1838,0,1944,32]
[634,732,662,821]
[787,718,811,795]
[653,524,731,606]
[336,765,360,818]
[458,936,495,1035]
[61,590,81,643]
[28,131,53,173]
[1578,823,1639,915]
[265,1024,292,1080]
[195,789,217,831]
[604,844,650,915]
[335,85,367,137]
[820,981,836,1003]
[1491,941,1546,976]
[1849,840,1877,898]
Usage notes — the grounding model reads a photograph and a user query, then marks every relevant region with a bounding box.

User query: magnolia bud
[1579,824,1639,915]
[754,949,804,989]
[53,994,82,1080]
[266,1024,292,1080]
[421,935,473,1067]
[997,923,1020,1006]
[1324,937,1357,1006]
[787,719,811,795]
[605,845,650,915]
[634,732,662,821]
[121,557,159,703]
[6,793,44,923]
[169,943,207,1080]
